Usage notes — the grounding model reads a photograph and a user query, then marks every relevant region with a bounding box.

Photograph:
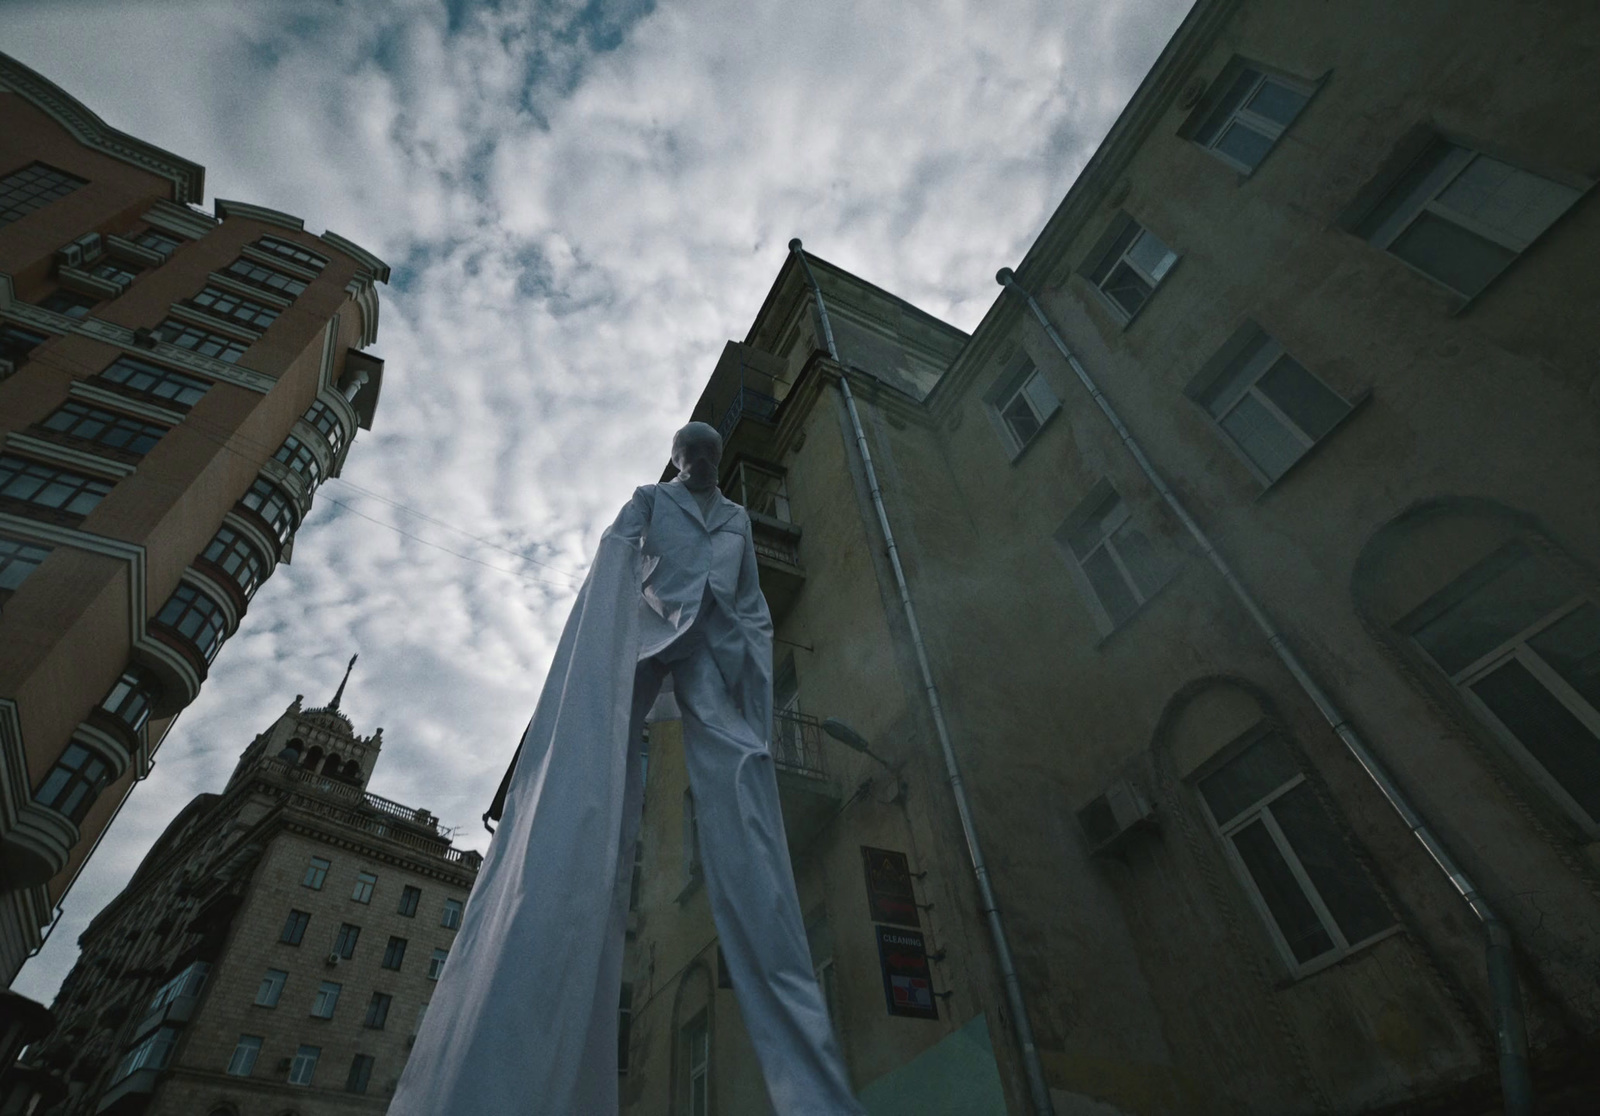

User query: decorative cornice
[345,276,380,348]
[0,801,79,889]
[141,200,217,241]
[316,312,341,395]
[238,244,319,283]
[0,51,205,203]
[212,199,304,232]
[320,231,391,284]
[3,433,137,479]
[0,299,277,394]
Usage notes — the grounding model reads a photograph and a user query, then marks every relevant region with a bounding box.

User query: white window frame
[427,947,449,981]
[226,1034,262,1077]
[1189,330,1352,485]
[311,980,341,1019]
[1360,139,1585,299]
[288,1044,320,1086]
[441,898,463,929]
[1056,482,1167,636]
[255,968,287,1008]
[351,870,377,903]
[684,1012,710,1116]
[983,357,1060,459]
[302,856,329,889]
[1407,557,1600,835]
[1084,217,1178,323]
[732,460,791,522]
[1190,65,1315,173]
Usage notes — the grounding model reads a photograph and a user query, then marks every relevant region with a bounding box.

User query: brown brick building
[13,684,480,1114]
[0,48,388,1000]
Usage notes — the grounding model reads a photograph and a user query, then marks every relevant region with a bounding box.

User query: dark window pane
[1001,392,1041,447]
[1112,523,1165,599]
[1271,782,1392,944]
[1198,734,1300,824]
[1231,819,1335,963]
[1082,545,1138,628]
[1220,393,1303,481]
[1390,210,1516,298]
[1100,262,1151,318]
[1256,357,1349,440]
[1528,603,1600,714]
[1246,79,1309,126]
[1087,222,1141,285]
[1192,68,1259,144]
[1413,550,1571,676]
[1214,121,1276,171]
[1472,658,1600,823]
[1357,140,1455,240]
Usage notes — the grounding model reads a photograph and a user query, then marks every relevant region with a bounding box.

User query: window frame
[1185,62,1317,174]
[351,871,377,904]
[0,453,115,519]
[346,1052,375,1095]
[256,234,328,272]
[152,318,249,364]
[33,742,113,824]
[287,1044,320,1086]
[223,255,308,299]
[1081,214,1179,324]
[311,980,342,1019]
[1197,729,1397,977]
[186,285,280,332]
[273,435,324,489]
[200,526,269,600]
[153,581,229,663]
[226,1034,262,1077]
[238,478,299,547]
[364,991,392,1030]
[40,399,169,458]
[982,356,1061,459]
[1055,481,1171,637]
[441,898,463,930]
[684,1011,710,1116]
[398,885,421,917]
[0,534,53,598]
[95,355,211,410]
[0,161,87,227]
[333,922,361,959]
[302,856,330,890]
[427,947,449,981]
[255,968,288,1008]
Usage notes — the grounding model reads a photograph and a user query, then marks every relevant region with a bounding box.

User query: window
[1,323,49,371]
[333,923,361,959]
[311,981,342,1019]
[273,435,323,488]
[255,968,288,1007]
[1189,328,1352,484]
[98,669,159,737]
[152,319,249,364]
[0,455,114,518]
[89,259,144,291]
[33,743,112,824]
[39,289,98,319]
[682,790,702,885]
[304,400,347,456]
[440,899,462,930]
[731,461,790,521]
[0,536,52,597]
[1355,136,1585,300]
[302,857,331,889]
[412,1001,430,1041]
[427,948,449,981]
[351,871,377,903]
[238,478,298,546]
[40,400,168,457]
[1056,483,1170,635]
[1405,544,1600,830]
[147,961,208,1012]
[288,1044,320,1086]
[223,256,308,298]
[683,1012,709,1116]
[346,1053,375,1095]
[95,355,211,409]
[398,885,421,917]
[226,1035,262,1076]
[364,991,391,1029]
[256,235,328,271]
[0,162,85,226]
[111,1025,177,1083]
[201,526,268,599]
[1084,216,1177,321]
[985,358,1060,455]
[1199,733,1392,972]
[134,228,182,258]
[1189,64,1312,173]
[382,935,407,970]
[154,581,228,663]
[188,285,280,331]
[618,983,633,1073]
[280,909,310,945]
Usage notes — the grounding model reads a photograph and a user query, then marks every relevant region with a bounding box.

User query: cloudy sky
[6,0,1192,1001]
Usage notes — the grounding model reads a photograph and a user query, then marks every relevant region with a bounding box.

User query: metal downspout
[996,269,1533,1116]
[788,240,1057,1116]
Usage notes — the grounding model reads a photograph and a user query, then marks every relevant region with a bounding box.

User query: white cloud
[4,0,1193,1002]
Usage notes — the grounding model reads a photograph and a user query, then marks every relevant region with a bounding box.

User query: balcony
[771,710,839,857]
[731,461,805,623]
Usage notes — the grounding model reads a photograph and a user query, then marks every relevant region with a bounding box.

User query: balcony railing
[260,758,460,847]
[771,709,826,778]
[717,385,781,442]
[752,519,802,567]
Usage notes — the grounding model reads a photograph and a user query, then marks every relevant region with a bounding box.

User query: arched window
[320,754,342,777]
[154,582,229,663]
[201,525,269,600]
[277,737,304,763]
[342,758,362,782]
[238,478,299,547]
[303,746,324,770]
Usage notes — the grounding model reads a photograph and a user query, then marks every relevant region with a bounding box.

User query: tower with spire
[19,664,479,1114]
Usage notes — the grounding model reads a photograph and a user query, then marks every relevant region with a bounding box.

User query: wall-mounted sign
[860,846,920,928]
[875,926,939,1020]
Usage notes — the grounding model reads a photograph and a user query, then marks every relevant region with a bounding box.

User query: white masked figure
[390,423,864,1116]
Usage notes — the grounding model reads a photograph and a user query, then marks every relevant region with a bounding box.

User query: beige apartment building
[622,1,1600,1113]
[0,49,388,1013]
[8,683,480,1115]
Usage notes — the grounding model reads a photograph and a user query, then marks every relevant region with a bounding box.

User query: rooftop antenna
[328,653,358,711]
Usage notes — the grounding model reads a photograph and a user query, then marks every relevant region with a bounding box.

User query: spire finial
[329,653,357,711]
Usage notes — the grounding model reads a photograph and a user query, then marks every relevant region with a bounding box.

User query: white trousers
[576,615,864,1115]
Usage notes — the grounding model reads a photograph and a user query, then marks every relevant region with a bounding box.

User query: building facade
[12,685,480,1115]
[622,1,1600,1113]
[0,50,389,992]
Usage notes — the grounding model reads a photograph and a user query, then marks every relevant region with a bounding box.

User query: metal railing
[261,757,453,842]
[716,385,781,442]
[751,519,802,566]
[771,709,826,778]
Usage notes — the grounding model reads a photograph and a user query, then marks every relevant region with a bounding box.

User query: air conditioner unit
[55,243,85,269]
[132,327,157,349]
[1076,777,1156,856]
[55,233,102,269]
[325,952,341,966]
[75,232,103,261]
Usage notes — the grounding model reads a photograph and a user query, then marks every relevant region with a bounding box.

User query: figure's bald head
[671,422,722,491]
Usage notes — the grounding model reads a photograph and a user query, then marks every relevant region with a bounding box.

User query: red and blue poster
[875,926,939,1020]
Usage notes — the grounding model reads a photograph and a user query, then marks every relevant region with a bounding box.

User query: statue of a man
[391,423,864,1115]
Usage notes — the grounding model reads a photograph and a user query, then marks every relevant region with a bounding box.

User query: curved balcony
[0,801,78,888]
